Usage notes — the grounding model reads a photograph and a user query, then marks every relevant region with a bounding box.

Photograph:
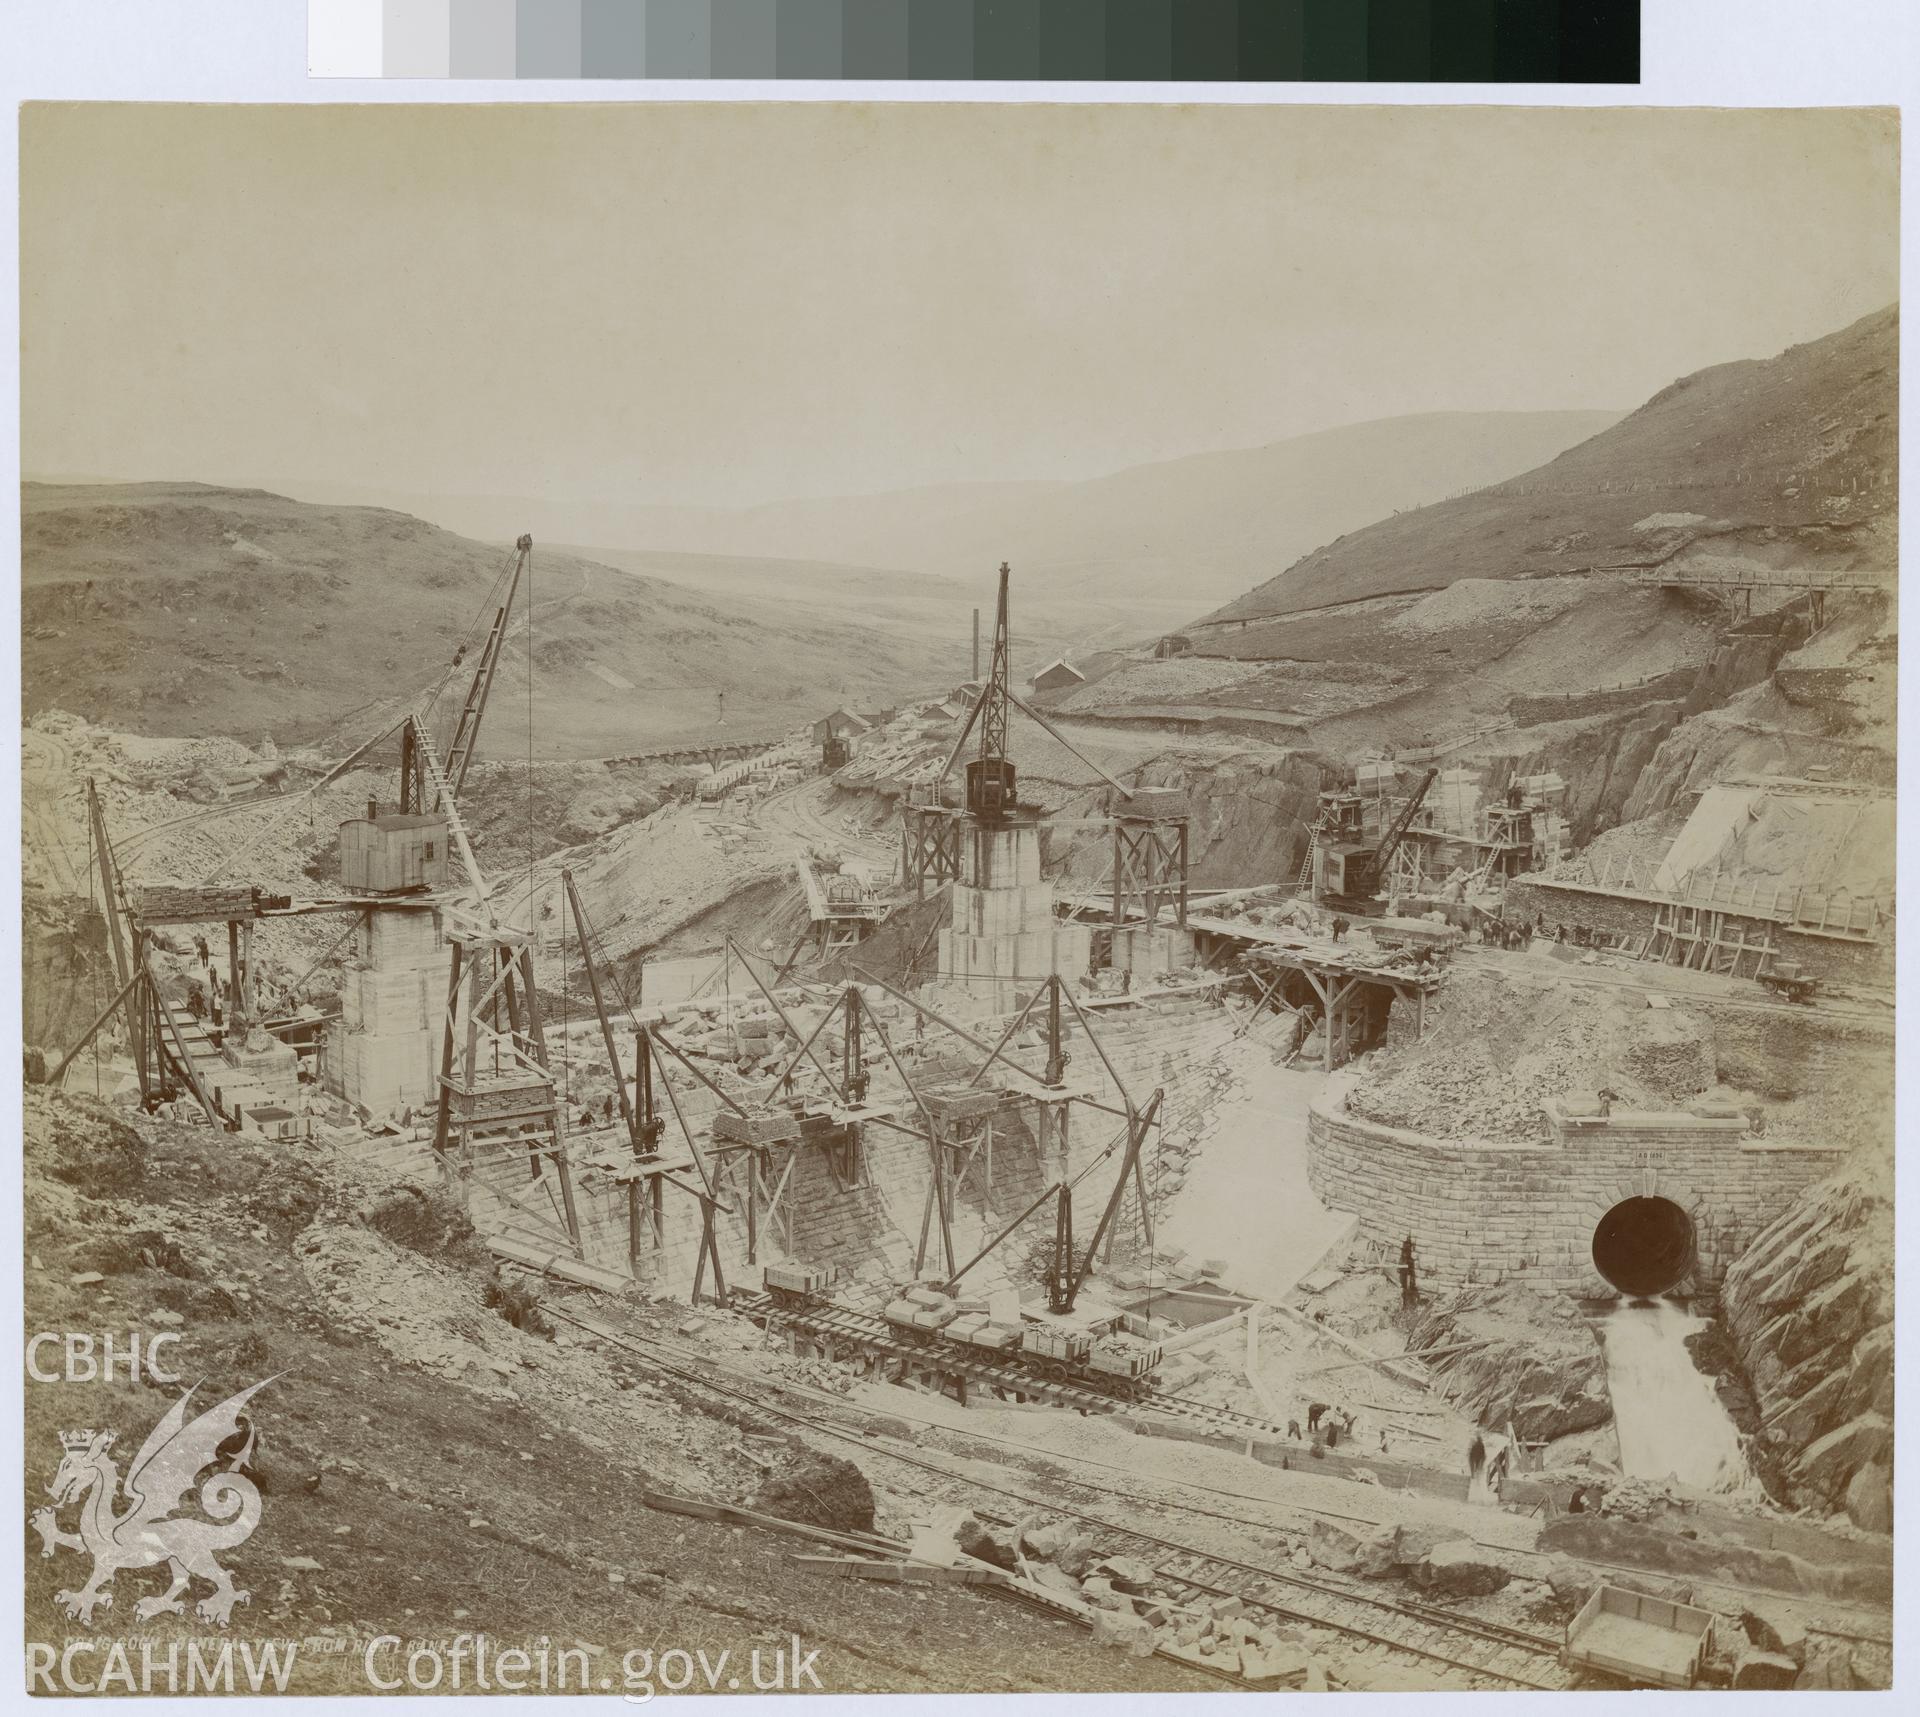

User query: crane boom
[403,533,532,812]
[1373,766,1439,879]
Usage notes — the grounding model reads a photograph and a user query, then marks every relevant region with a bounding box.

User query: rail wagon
[1564,1586,1716,1689]
[762,1261,841,1307]
[1085,1330,1165,1400]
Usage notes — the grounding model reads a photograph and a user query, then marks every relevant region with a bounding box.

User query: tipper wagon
[1564,1585,1716,1689]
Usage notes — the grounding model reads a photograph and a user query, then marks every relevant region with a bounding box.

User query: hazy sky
[21,103,1898,510]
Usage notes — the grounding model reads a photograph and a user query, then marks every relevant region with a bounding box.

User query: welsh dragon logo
[30,1378,274,1627]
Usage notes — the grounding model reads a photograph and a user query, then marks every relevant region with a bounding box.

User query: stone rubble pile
[934,1506,1517,1686]
[1349,971,1715,1141]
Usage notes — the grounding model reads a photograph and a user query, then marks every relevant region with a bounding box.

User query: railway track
[560,1313,1889,1697]
[1145,1543,1580,1691]
[736,1291,1293,1442]
[574,1303,1584,1690]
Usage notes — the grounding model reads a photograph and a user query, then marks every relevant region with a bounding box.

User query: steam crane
[1315,765,1438,911]
[931,563,1133,816]
[906,561,1133,895]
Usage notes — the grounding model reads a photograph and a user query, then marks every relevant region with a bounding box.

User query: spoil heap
[1348,971,1713,1142]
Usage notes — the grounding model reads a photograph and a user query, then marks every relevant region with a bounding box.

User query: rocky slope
[20,1089,1213,1694]
[1406,1283,1612,1445]
[1719,1154,1894,1530]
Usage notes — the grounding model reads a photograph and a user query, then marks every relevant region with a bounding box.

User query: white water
[1598,1300,1751,1493]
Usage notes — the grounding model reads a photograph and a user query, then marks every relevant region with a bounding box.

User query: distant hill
[553,542,1200,664]
[18,484,973,756]
[403,410,1623,610]
[1201,306,1897,632]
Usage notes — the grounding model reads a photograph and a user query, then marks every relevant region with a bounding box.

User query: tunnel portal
[1591,1195,1696,1297]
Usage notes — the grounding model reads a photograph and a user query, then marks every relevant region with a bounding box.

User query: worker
[195,935,210,967]
[1467,1432,1487,1484]
[1379,1428,1391,1454]
[1597,1086,1619,1121]
[1288,1418,1303,1441]
[603,1095,615,1124]
[1567,1485,1590,1515]
[186,983,207,1021]
[579,1107,595,1131]
[452,643,467,668]
[1486,1441,1512,1498]
[1331,916,1350,944]
[1307,1401,1330,1434]
[1399,1235,1419,1307]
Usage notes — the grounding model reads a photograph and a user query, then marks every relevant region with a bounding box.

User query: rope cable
[85,814,101,1097]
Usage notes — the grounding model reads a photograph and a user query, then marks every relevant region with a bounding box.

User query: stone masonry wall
[1307,1079,1843,1297]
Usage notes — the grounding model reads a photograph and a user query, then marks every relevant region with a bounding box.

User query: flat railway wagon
[762,1261,841,1307]
[883,1288,1165,1401]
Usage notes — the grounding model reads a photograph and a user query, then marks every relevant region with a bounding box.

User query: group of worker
[1487,918,1537,951]
[184,937,228,1044]
[1288,1401,1387,1454]
[576,1095,619,1131]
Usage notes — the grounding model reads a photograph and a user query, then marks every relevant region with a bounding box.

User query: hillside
[19,484,972,757]
[403,410,1622,611]
[1201,306,1897,632]
[21,1089,1219,1695]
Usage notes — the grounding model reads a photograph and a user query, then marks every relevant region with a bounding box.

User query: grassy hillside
[19,484,972,756]
[1202,306,1897,630]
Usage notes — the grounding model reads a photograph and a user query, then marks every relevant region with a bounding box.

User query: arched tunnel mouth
[1592,1196,1695,1297]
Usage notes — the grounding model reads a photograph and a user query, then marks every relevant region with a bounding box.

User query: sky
[19,102,1900,511]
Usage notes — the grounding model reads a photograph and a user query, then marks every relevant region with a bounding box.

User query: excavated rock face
[1720,1155,1893,1527]
[1406,1281,1612,1442]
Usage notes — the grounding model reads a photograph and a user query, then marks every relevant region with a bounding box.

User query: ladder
[1295,830,1317,894]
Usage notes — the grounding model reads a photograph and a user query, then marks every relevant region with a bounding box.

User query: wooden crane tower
[409,540,584,1251]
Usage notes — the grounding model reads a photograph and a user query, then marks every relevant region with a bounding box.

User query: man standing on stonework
[1399,1236,1419,1306]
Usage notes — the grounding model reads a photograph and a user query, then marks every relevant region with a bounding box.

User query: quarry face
[14,99,1899,1699]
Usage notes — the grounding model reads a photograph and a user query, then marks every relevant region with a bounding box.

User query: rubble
[1407,1540,1512,1598]
[748,1447,877,1536]
[1348,971,1717,1142]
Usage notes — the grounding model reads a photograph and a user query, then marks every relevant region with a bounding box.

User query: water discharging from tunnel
[1598,1300,1752,1493]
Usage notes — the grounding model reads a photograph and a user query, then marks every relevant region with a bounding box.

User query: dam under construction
[30,546,1894,1693]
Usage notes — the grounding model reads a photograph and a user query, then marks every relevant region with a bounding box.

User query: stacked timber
[135,883,258,925]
